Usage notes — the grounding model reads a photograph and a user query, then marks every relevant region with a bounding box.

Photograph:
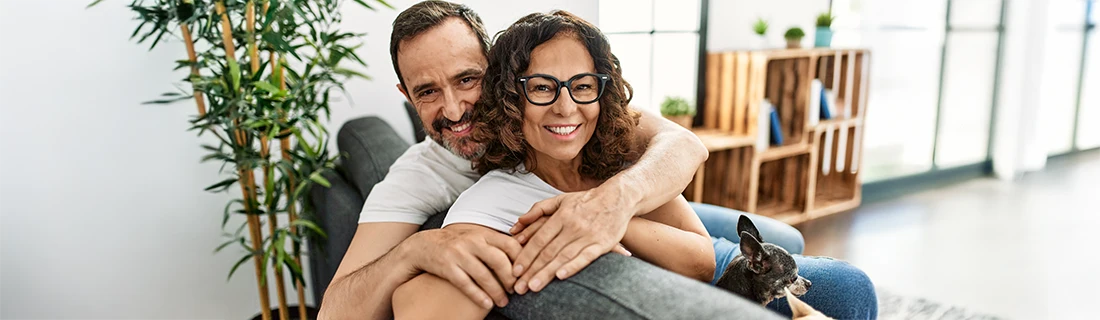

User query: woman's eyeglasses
[516,73,610,106]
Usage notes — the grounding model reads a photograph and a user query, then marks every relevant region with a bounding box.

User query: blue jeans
[692,202,878,319]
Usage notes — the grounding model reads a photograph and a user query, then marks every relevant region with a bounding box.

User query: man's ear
[739,231,769,274]
[397,83,412,103]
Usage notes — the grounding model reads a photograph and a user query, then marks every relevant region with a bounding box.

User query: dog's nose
[805,279,812,288]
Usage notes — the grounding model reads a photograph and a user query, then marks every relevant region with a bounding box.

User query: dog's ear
[737,215,763,243]
[739,231,769,274]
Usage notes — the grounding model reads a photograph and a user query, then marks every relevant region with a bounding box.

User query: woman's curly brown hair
[471,10,640,180]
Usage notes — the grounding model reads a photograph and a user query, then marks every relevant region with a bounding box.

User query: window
[599,0,704,113]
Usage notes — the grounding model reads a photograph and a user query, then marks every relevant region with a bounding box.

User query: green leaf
[214,237,240,253]
[226,252,254,281]
[86,0,106,8]
[204,178,238,192]
[308,172,331,188]
[351,0,374,10]
[228,59,241,92]
[253,81,279,93]
[291,219,327,238]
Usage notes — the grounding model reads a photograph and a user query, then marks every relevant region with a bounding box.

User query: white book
[756,99,773,153]
[825,89,839,120]
[809,79,822,126]
[836,127,848,172]
[822,125,833,176]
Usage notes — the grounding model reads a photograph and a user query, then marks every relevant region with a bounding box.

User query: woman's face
[521,34,600,163]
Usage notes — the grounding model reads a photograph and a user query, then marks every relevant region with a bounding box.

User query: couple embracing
[319,1,876,319]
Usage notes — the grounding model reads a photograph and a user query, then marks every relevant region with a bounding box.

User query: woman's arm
[619,195,715,282]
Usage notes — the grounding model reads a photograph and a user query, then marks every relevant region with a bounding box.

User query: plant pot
[786,38,802,49]
[250,305,319,320]
[664,115,694,129]
[751,35,767,49]
[815,27,832,48]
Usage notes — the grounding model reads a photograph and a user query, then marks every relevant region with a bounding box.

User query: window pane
[1038,18,1084,154]
[607,34,653,111]
[949,0,1002,29]
[1077,11,1099,149]
[650,34,699,112]
[599,0,653,33]
[936,32,998,167]
[653,0,699,31]
[861,28,944,181]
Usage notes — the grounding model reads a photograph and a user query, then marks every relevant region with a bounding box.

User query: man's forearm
[319,246,417,320]
[605,129,707,217]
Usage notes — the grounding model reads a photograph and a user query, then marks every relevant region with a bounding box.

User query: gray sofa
[307,103,437,305]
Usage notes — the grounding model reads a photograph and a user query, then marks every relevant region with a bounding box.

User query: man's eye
[418,89,437,97]
[457,76,480,89]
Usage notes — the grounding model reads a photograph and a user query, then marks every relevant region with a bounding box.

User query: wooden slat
[733,52,750,135]
[781,60,797,143]
[746,56,764,135]
[718,53,736,132]
[705,53,720,129]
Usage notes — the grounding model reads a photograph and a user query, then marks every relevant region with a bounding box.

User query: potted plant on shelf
[89,0,392,319]
[784,27,805,49]
[752,17,769,49]
[815,12,835,48]
[661,96,696,129]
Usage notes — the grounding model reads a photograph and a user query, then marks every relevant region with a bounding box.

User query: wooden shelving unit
[684,48,871,225]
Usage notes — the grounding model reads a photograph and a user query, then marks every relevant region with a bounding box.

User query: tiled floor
[796,150,1100,319]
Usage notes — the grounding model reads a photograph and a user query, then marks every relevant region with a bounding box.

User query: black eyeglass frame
[516,73,611,106]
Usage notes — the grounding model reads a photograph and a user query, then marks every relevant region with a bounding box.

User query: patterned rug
[876,288,1008,320]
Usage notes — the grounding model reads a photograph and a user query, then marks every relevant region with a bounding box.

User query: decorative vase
[665,115,694,129]
[786,38,802,49]
[815,27,832,48]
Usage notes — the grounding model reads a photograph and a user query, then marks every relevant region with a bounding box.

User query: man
[319,1,874,319]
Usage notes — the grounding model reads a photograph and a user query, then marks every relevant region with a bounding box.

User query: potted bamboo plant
[660,96,696,129]
[89,0,391,319]
[784,27,805,49]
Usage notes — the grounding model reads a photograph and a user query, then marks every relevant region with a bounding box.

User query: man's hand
[507,187,634,294]
[407,226,522,309]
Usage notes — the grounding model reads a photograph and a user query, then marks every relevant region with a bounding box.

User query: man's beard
[428,111,485,160]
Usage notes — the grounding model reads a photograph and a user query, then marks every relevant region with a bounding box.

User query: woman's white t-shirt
[442,167,563,234]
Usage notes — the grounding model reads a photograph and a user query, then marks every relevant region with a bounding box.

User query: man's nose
[441,89,464,121]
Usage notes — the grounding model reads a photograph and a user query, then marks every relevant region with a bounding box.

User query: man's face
[396,18,487,160]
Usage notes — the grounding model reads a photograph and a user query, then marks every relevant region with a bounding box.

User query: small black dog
[715,215,811,305]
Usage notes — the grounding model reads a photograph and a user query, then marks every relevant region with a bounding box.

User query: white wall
[706,0,829,51]
[0,0,594,319]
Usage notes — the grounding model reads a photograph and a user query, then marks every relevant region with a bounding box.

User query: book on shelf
[769,105,784,146]
[809,79,822,126]
[820,88,837,120]
[756,99,772,152]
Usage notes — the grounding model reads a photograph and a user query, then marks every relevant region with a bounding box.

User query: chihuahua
[714,215,811,305]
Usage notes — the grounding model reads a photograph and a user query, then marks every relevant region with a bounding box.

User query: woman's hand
[507,189,633,294]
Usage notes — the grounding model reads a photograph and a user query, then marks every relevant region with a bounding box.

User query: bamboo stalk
[179,23,205,117]
[247,1,289,319]
[272,50,308,320]
[216,2,271,320]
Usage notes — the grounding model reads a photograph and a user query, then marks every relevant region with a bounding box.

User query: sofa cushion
[336,117,411,200]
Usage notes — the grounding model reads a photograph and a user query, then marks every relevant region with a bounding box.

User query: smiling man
[317,1,874,320]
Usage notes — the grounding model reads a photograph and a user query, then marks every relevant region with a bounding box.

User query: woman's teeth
[450,122,471,132]
[546,125,578,135]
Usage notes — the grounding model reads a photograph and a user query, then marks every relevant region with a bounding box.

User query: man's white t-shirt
[357,140,481,225]
[442,167,562,233]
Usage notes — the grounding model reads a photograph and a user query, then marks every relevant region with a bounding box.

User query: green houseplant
[784,27,805,49]
[815,12,835,48]
[660,96,696,129]
[89,0,391,319]
[752,17,769,49]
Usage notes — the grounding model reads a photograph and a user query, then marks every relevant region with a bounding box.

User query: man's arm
[318,223,420,320]
[508,108,708,293]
